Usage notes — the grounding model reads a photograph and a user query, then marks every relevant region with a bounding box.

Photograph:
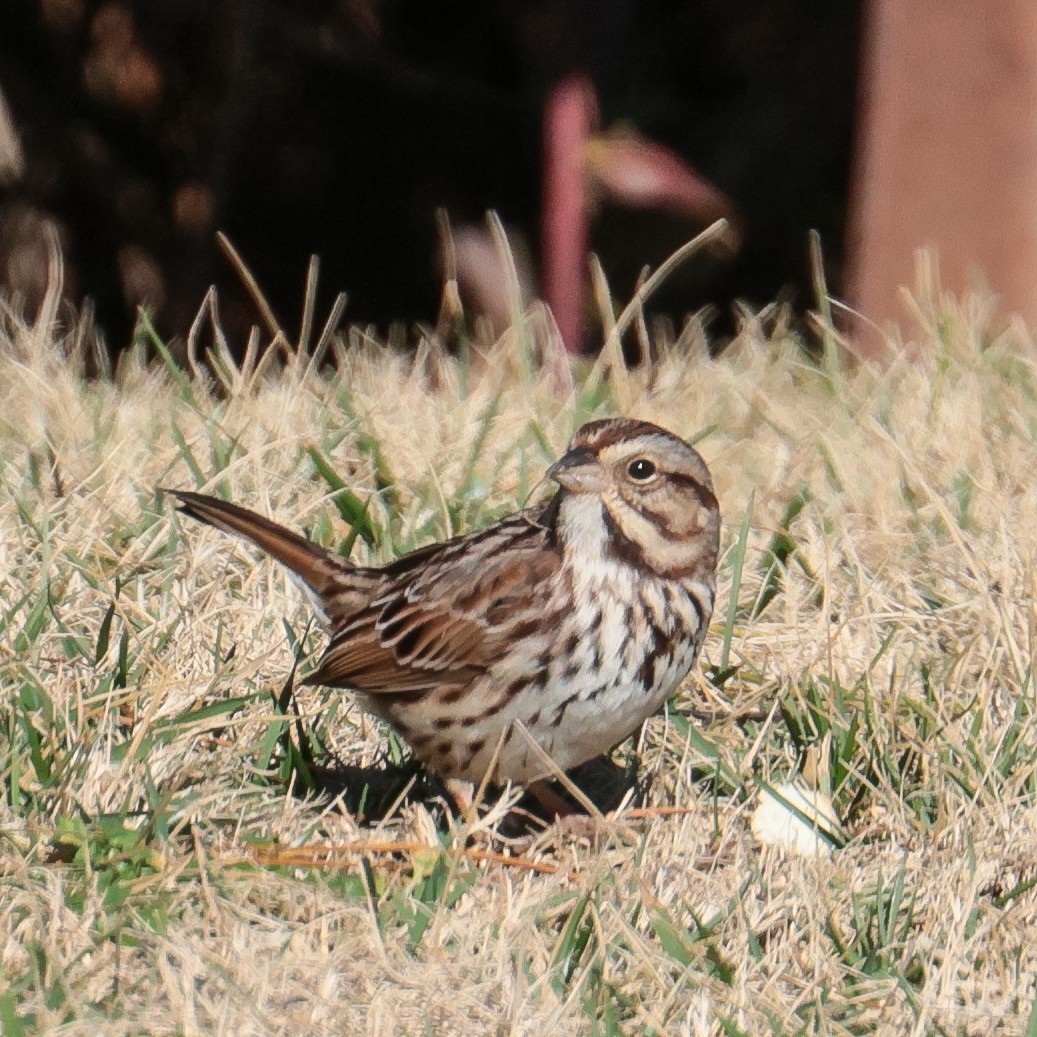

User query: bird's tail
[164,489,354,599]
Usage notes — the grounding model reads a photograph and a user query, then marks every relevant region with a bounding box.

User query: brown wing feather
[305,508,562,694]
[307,597,495,689]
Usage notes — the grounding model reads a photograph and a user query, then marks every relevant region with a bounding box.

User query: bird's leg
[527,779,579,819]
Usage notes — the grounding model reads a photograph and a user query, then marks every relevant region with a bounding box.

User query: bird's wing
[305,508,563,694]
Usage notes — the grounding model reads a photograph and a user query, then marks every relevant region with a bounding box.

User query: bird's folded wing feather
[306,512,561,693]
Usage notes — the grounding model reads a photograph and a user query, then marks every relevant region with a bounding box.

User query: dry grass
[4,256,1037,1036]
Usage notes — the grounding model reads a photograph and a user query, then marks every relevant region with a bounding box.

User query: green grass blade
[305,445,379,548]
[720,494,752,672]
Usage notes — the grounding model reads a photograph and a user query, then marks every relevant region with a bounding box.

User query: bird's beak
[547,446,606,493]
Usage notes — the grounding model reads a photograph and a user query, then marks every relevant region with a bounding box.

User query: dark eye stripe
[623,498,684,541]
[666,471,719,511]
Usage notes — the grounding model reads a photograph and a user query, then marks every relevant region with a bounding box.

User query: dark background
[0,0,863,351]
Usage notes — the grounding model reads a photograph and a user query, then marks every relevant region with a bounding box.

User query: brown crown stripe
[576,417,673,452]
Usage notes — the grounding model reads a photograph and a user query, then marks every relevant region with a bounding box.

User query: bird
[166,417,720,793]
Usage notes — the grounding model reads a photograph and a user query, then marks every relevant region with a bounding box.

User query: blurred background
[0,0,862,352]
[2,0,1031,356]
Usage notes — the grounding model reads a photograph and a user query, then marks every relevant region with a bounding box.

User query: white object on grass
[751,781,843,856]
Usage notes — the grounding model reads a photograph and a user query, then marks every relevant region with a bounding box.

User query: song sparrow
[167,418,720,787]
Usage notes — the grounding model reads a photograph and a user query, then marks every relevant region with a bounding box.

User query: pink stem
[542,74,595,354]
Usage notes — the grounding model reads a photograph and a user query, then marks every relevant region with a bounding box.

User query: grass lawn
[3,257,1037,1035]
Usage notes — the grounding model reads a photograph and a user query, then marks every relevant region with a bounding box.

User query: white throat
[558,493,609,563]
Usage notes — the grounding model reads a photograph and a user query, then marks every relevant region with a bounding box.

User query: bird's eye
[627,458,657,481]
